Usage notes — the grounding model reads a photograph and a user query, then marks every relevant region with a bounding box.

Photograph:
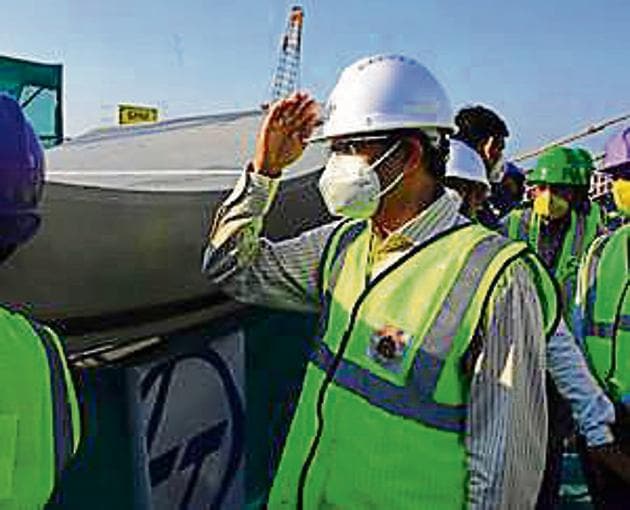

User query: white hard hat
[445,140,490,188]
[311,54,453,142]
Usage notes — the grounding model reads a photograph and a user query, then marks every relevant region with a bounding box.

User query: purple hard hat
[0,94,44,246]
[603,126,630,175]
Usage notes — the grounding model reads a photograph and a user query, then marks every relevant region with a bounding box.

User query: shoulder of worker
[0,306,68,356]
[0,305,34,328]
[499,202,532,228]
[465,222,559,333]
[590,224,629,265]
[609,222,630,240]
[584,224,625,262]
[510,200,533,213]
[452,222,535,283]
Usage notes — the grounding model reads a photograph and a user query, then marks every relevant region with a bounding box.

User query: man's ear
[479,136,493,163]
[403,137,423,176]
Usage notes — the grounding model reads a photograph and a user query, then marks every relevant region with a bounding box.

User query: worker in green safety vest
[574,127,630,509]
[503,146,606,507]
[505,146,604,322]
[447,121,620,508]
[0,95,81,509]
[203,54,561,508]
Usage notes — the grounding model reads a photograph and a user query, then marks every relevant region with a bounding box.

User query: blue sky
[2,0,629,160]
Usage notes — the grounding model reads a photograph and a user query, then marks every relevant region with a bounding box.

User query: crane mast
[269,6,304,103]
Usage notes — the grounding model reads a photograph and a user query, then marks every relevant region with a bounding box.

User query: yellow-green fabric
[0,308,80,509]
[506,204,602,323]
[578,225,630,402]
[268,221,555,509]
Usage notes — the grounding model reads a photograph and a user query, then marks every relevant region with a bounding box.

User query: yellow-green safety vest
[268,220,557,509]
[0,308,81,509]
[577,225,630,403]
[506,204,602,323]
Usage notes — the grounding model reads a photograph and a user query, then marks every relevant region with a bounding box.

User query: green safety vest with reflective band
[0,308,81,509]
[506,204,602,323]
[268,221,557,509]
[578,225,630,403]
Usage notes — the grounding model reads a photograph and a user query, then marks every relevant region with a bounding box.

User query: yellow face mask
[612,179,630,216]
[533,190,570,220]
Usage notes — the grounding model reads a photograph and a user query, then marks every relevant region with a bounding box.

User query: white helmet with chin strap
[311,54,454,142]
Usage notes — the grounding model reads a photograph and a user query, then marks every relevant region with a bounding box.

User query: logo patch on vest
[368,325,412,372]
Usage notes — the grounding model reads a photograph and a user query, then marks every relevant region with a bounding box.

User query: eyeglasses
[328,135,392,156]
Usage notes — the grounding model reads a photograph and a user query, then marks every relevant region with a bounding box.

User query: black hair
[453,105,509,148]
[389,128,450,180]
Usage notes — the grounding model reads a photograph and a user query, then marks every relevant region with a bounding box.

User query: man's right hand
[253,92,319,178]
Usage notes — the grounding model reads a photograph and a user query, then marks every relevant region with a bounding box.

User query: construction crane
[267,6,304,105]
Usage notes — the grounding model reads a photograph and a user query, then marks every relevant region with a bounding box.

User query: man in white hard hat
[444,138,491,219]
[453,105,509,184]
[203,54,558,508]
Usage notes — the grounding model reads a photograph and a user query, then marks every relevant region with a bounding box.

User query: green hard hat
[527,146,590,186]
[573,147,595,183]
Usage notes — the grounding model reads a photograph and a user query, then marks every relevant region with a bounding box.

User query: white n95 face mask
[318,141,403,219]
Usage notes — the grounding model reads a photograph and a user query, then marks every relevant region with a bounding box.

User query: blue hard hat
[503,161,525,183]
[503,161,522,177]
[0,94,44,246]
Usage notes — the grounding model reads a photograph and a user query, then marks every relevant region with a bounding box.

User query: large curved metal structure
[0,110,330,352]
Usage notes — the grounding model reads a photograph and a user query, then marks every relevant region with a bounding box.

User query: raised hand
[253,92,319,178]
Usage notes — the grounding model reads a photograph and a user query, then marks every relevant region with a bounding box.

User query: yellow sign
[118,104,159,125]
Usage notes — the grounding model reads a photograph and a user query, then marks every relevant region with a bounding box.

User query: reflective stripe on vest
[585,319,630,338]
[269,221,555,509]
[312,230,519,433]
[29,321,77,478]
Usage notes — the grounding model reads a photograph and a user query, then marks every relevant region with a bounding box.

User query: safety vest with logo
[578,225,630,403]
[268,221,557,509]
[506,204,602,322]
[0,308,81,509]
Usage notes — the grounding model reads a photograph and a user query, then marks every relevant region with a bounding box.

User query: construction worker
[446,123,617,508]
[505,146,604,322]
[503,146,606,508]
[451,105,519,229]
[0,95,81,508]
[203,54,560,508]
[574,127,630,508]
[452,105,509,182]
[444,138,490,219]
[444,141,524,225]
[481,161,526,227]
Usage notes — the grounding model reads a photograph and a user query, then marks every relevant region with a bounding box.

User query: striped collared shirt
[202,165,610,508]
